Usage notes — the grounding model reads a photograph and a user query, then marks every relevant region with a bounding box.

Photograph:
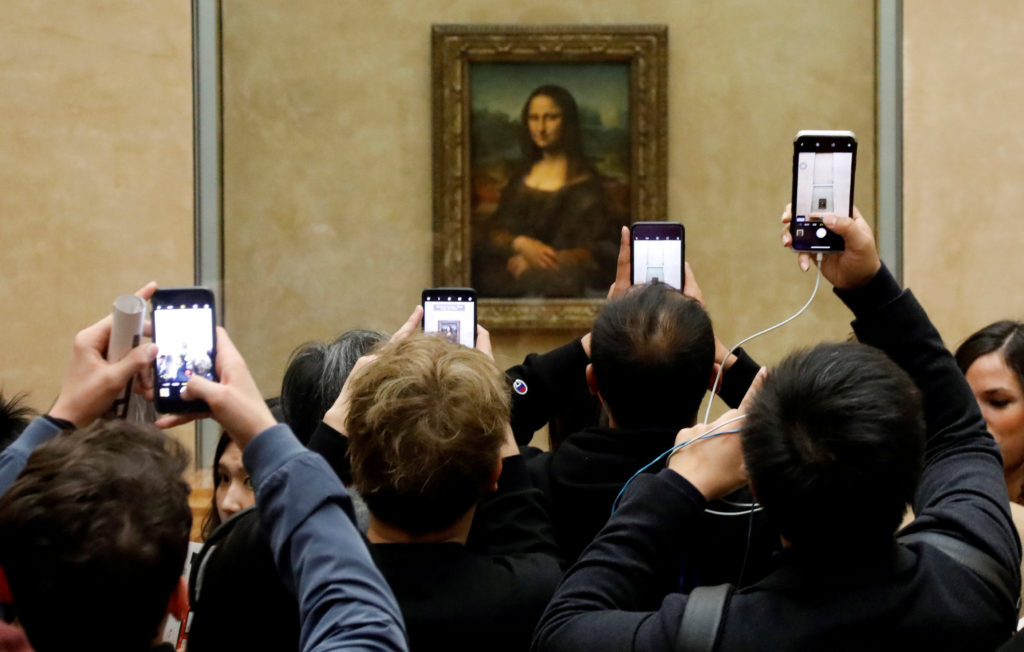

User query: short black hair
[0,420,192,652]
[590,282,715,429]
[955,320,1024,389]
[280,329,386,445]
[741,342,925,550]
[0,391,34,453]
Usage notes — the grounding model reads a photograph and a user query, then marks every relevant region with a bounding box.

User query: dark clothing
[311,422,563,652]
[509,339,778,578]
[473,174,617,297]
[186,508,300,652]
[533,266,1022,651]
[244,424,406,651]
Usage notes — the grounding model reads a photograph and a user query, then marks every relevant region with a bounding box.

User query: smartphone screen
[791,130,857,252]
[151,288,217,413]
[422,288,476,348]
[630,222,685,290]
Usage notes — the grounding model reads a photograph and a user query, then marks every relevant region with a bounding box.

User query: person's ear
[585,363,601,398]
[489,457,503,492]
[165,576,188,622]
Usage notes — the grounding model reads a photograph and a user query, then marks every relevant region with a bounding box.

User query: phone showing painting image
[422,288,477,348]
[790,130,857,252]
[151,287,217,413]
[630,221,685,290]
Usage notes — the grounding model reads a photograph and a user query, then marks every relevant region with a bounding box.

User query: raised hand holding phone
[781,204,881,290]
[154,326,276,449]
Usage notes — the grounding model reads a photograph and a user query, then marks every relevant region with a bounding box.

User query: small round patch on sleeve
[512,379,528,395]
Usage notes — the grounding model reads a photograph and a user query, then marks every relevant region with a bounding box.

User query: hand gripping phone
[151,287,217,413]
[630,222,685,290]
[422,288,476,348]
[790,130,857,252]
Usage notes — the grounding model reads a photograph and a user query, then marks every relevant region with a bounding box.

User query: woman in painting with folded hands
[476,85,614,298]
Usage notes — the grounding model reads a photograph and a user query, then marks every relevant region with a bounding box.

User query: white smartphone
[422,287,476,348]
[790,130,857,252]
[630,222,685,290]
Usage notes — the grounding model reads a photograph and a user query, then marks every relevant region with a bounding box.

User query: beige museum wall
[0,3,194,448]
[222,0,876,423]
[903,0,1024,347]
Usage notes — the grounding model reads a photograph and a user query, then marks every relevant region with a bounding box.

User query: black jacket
[533,266,1022,651]
[309,423,563,652]
[508,337,778,581]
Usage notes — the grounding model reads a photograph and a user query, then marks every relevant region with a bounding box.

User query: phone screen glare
[632,230,683,289]
[153,304,215,398]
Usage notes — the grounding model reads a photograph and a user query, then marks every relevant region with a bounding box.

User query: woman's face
[965,351,1024,496]
[527,94,564,151]
[215,441,254,524]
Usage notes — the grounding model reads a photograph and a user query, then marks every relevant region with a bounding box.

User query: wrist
[47,398,84,429]
[232,403,278,449]
[42,413,77,431]
[322,406,348,437]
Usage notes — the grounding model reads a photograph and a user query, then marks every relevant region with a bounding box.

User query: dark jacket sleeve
[838,267,1021,584]
[467,454,564,565]
[507,339,590,446]
[533,264,1022,651]
[246,423,407,652]
[306,421,352,484]
[716,347,761,408]
[532,469,704,651]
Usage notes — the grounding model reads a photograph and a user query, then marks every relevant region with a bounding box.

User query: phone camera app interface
[424,295,475,348]
[794,145,853,250]
[633,228,682,290]
[153,303,215,399]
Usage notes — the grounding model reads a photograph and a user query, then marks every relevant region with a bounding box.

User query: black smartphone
[422,288,477,348]
[630,221,685,290]
[790,130,857,252]
[151,287,217,413]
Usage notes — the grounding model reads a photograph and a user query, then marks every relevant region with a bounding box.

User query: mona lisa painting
[432,25,668,329]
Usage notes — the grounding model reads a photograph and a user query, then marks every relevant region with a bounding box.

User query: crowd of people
[1,207,1023,651]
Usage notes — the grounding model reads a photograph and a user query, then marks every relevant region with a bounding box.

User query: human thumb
[181,374,217,403]
[822,213,850,232]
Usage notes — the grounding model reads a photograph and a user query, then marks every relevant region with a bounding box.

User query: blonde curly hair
[346,333,510,534]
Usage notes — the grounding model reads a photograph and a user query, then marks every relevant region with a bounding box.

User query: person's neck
[367,506,476,545]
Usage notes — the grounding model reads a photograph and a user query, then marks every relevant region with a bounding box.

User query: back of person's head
[955,320,1024,384]
[187,509,299,652]
[590,282,715,429]
[0,391,34,453]
[346,333,509,535]
[281,329,387,444]
[741,342,925,551]
[0,419,191,652]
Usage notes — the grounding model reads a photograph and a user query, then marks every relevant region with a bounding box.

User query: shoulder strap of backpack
[676,583,733,652]
[899,530,1020,614]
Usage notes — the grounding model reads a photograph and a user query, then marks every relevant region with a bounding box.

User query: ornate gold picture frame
[431,24,668,329]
